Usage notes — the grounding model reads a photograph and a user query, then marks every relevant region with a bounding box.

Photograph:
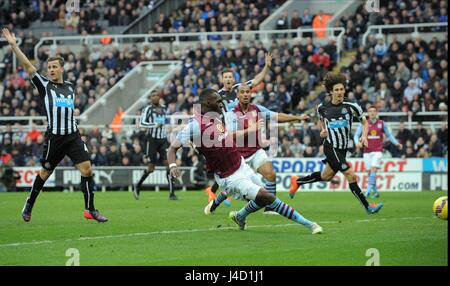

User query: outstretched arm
[384,124,403,150]
[277,113,310,123]
[251,52,272,86]
[2,28,37,75]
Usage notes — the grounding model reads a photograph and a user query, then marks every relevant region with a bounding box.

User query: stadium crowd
[0,0,156,33]
[0,0,448,170]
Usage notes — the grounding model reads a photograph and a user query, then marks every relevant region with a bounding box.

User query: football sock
[296,171,323,185]
[81,176,96,211]
[211,182,219,194]
[349,182,369,210]
[167,174,176,196]
[136,170,151,188]
[211,191,228,212]
[28,175,46,207]
[266,198,314,228]
[236,200,263,221]
[368,172,377,195]
[265,180,276,195]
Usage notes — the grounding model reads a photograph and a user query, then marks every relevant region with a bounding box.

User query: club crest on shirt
[341,108,348,115]
[377,123,382,129]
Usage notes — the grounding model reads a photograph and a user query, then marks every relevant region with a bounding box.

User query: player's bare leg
[343,168,382,214]
[76,161,108,222]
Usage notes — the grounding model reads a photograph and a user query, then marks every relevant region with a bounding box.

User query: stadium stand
[0,0,448,170]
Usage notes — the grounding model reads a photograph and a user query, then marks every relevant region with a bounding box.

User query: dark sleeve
[30,72,49,98]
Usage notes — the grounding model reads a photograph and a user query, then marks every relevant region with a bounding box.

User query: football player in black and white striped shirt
[2,28,107,222]
[289,72,383,215]
[133,89,178,200]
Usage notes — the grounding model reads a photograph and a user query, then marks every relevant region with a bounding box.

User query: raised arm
[251,52,272,86]
[2,28,37,75]
[276,112,310,123]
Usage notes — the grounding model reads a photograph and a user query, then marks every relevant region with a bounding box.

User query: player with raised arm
[289,72,383,215]
[204,52,273,205]
[168,89,322,234]
[2,28,108,222]
[204,83,310,215]
[353,106,403,198]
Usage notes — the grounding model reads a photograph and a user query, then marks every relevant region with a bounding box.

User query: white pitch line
[0,216,429,248]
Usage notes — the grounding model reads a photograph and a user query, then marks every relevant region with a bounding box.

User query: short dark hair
[322,72,347,93]
[199,89,218,103]
[47,56,64,67]
[222,69,234,76]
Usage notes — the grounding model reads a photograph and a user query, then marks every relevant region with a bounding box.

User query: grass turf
[0,190,447,266]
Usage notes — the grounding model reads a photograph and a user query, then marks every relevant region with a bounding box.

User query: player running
[289,72,383,215]
[2,28,108,222]
[133,89,178,200]
[353,106,403,198]
[205,83,310,215]
[204,52,273,205]
[168,89,322,234]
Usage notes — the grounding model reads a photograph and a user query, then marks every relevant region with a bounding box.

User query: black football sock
[28,175,46,207]
[137,170,151,188]
[211,182,219,194]
[81,176,96,211]
[349,182,369,210]
[296,172,323,185]
[167,174,176,196]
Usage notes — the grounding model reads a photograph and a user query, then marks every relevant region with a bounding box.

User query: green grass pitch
[0,190,447,266]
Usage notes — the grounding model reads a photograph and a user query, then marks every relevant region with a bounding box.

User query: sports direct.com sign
[272,158,447,192]
[13,158,447,192]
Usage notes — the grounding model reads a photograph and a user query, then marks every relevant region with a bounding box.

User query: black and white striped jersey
[31,72,77,135]
[218,80,253,111]
[317,101,365,150]
[140,104,167,139]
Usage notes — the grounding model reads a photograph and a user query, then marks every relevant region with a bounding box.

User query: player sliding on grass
[205,83,310,215]
[353,105,403,198]
[289,72,383,215]
[168,89,322,234]
[204,52,273,206]
[2,28,108,222]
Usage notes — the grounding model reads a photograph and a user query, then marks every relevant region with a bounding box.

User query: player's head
[368,105,378,120]
[149,89,162,105]
[221,69,235,90]
[199,89,223,114]
[46,56,65,82]
[237,83,252,105]
[323,72,346,104]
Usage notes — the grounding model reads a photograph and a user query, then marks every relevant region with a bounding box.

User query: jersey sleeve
[30,72,49,98]
[353,124,362,143]
[383,122,399,145]
[256,104,276,121]
[139,106,157,128]
[316,104,324,121]
[349,102,364,120]
[224,111,238,132]
[176,119,200,146]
